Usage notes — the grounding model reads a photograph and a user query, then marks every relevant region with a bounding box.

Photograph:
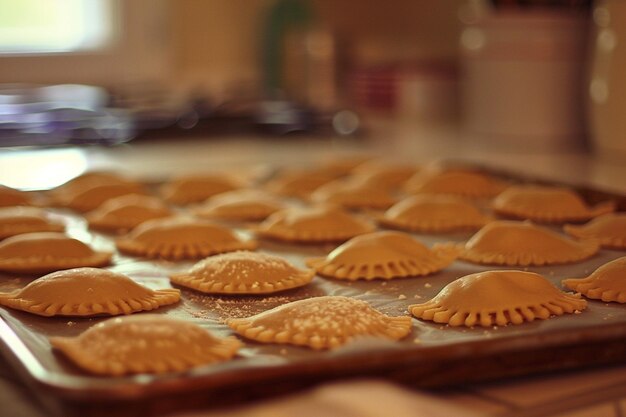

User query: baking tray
[0,168,625,417]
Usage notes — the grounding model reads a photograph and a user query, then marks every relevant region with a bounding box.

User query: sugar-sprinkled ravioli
[404,168,506,198]
[0,207,64,239]
[0,232,112,274]
[116,217,257,260]
[410,270,587,327]
[563,257,626,303]
[564,213,626,250]
[253,205,375,243]
[310,178,396,210]
[50,315,241,375]
[171,251,314,294]
[193,189,286,222]
[437,220,599,266]
[264,169,338,200]
[227,296,412,350]
[493,185,615,223]
[0,185,36,207]
[378,195,490,233]
[0,267,180,317]
[86,194,172,233]
[306,231,458,280]
[159,173,243,205]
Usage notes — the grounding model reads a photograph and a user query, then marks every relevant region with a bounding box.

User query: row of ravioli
[0,158,624,378]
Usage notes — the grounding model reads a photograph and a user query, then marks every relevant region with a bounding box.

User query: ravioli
[50,315,241,375]
[116,217,257,260]
[410,270,587,327]
[378,195,490,233]
[562,257,626,303]
[306,231,458,280]
[0,185,36,207]
[437,220,599,266]
[0,232,112,274]
[86,194,172,233]
[193,189,286,222]
[0,267,180,317]
[351,160,418,189]
[264,169,337,199]
[51,183,146,213]
[493,185,615,223]
[310,178,396,210]
[404,168,506,198]
[0,207,65,239]
[159,173,243,205]
[564,213,626,250]
[171,251,314,294]
[227,296,412,350]
[52,171,141,195]
[253,205,375,243]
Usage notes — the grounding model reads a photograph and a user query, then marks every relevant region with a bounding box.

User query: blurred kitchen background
[0,0,623,155]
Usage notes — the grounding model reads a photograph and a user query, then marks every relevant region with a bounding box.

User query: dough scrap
[378,195,490,233]
[50,315,240,375]
[437,220,599,266]
[86,194,172,233]
[562,256,626,303]
[306,231,458,280]
[410,270,587,327]
[227,296,412,350]
[254,205,375,243]
[0,207,64,239]
[171,251,314,294]
[493,185,615,223]
[0,232,112,274]
[116,217,257,260]
[564,213,626,250]
[0,267,180,316]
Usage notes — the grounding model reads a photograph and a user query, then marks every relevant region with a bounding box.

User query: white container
[588,0,626,157]
[460,11,589,151]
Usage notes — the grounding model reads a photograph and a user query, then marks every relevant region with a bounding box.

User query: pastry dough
[378,195,490,233]
[254,205,375,243]
[193,189,286,221]
[0,185,35,207]
[564,213,626,250]
[171,251,314,294]
[562,256,626,303]
[310,178,396,210]
[160,173,243,205]
[306,231,458,280]
[351,161,418,189]
[0,232,112,274]
[410,270,587,327]
[116,217,257,260]
[0,267,180,316]
[0,207,64,239]
[404,168,506,198]
[50,315,241,375]
[437,220,599,266]
[227,296,412,350]
[86,194,172,233]
[493,185,615,223]
[264,169,337,199]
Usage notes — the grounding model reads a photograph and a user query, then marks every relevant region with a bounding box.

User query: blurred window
[0,0,112,54]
